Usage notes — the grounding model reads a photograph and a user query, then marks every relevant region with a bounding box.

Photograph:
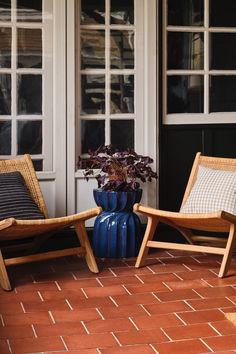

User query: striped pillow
[181,166,236,215]
[0,171,45,221]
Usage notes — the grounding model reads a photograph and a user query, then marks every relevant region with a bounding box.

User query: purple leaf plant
[78,145,158,192]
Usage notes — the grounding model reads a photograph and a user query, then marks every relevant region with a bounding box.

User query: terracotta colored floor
[1,248,236,353]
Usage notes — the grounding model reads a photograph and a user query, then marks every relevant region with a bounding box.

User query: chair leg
[135,216,159,268]
[0,249,11,291]
[74,222,99,273]
[219,223,236,278]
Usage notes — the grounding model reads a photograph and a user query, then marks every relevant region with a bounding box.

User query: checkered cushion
[181,166,236,215]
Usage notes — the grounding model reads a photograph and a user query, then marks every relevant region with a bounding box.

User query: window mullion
[204,0,209,115]
[105,0,110,145]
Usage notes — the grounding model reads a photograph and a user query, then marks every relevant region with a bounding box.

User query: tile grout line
[71,272,77,280]
[20,301,26,313]
[128,317,140,330]
[135,274,144,284]
[174,312,187,325]
[0,314,5,326]
[55,281,62,291]
[96,307,105,320]
[146,266,156,274]
[81,287,88,298]
[111,331,122,347]
[184,299,196,311]
[160,327,173,342]
[37,291,44,302]
[199,338,214,352]
[226,296,236,306]
[162,282,173,291]
[208,322,222,336]
[174,272,184,280]
[65,298,73,310]
[192,288,205,299]
[48,310,56,324]
[149,343,159,353]
[31,324,38,338]
[108,267,118,277]
[81,320,90,334]
[7,339,13,354]
[152,291,162,302]
[140,304,151,316]
[60,335,69,351]
[96,277,104,287]
[122,284,132,295]
[109,296,119,307]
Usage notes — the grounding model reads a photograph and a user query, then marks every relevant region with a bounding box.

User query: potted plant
[78,145,157,258]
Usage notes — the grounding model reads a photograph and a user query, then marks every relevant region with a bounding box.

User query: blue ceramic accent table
[93,189,143,258]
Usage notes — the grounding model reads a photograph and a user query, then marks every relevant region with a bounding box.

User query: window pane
[81,120,105,153]
[167,75,204,114]
[210,33,236,70]
[81,30,105,69]
[111,30,134,69]
[168,32,204,70]
[210,0,236,27]
[110,0,134,25]
[17,74,42,115]
[168,0,203,26]
[17,120,42,154]
[17,0,42,22]
[111,120,134,151]
[0,28,11,68]
[0,121,11,155]
[111,75,134,114]
[0,74,11,115]
[0,0,11,21]
[18,28,42,68]
[81,0,105,25]
[32,159,43,171]
[81,74,105,115]
[210,76,236,112]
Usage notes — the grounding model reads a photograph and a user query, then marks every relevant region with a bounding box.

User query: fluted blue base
[93,189,143,258]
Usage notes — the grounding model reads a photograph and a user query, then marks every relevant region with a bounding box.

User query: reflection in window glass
[0,121,11,155]
[167,75,204,114]
[81,0,105,25]
[210,76,236,112]
[168,0,203,26]
[81,120,105,153]
[17,0,42,22]
[17,120,42,154]
[210,0,236,27]
[111,120,134,151]
[32,159,43,171]
[111,75,134,114]
[0,0,11,21]
[168,32,204,70]
[210,33,236,70]
[81,30,105,69]
[17,74,42,115]
[0,28,11,68]
[110,0,134,25]
[18,28,42,68]
[111,30,134,69]
[81,75,105,115]
[0,74,11,115]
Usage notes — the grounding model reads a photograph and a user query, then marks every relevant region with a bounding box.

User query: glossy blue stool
[93,189,143,258]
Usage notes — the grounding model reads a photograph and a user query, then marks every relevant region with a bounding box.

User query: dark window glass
[0,74,11,115]
[110,0,134,25]
[0,28,11,68]
[81,30,105,69]
[167,75,204,114]
[17,74,42,115]
[0,120,11,155]
[81,75,105,115]
[210,76,236,112]
[168,32,204,70]
[32,159,43,171]
[111,75,134,114]
[18,28,42,68]
[111,30,134,69]
[210,33,236,70]
[81,0,105,25]
[0,0,11,21]
[17,120,42,154]
[17,0,42,22]
[81,120,105,153]
[210,0,236,27]
[168,0,203,26]
[111,120,134,151]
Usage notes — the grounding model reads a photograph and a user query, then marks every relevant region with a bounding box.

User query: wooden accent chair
[0,155,102,291]
[135,153,236,277]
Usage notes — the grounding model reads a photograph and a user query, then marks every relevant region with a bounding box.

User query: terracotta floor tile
[160,256,200,265]
[72,268,114,279]
[68,296,114,309]
[9,336,65,354]
[110,267,153,276]
[0,302,24,314]
[177,270,218,280]
[194,286,236,298]
[111,293,158,306]
[137,273,182,283]
[186,297,233,310]
[164,279,210,290]
[155,289,201,302]
[131,313,183,329]
[204,335,236,351]
[39,289,86,301]
[183,261,221,271]
[0,340,10,354]
[14,282,59,292]
[144,300,192,315]
[177,309,226,324]
[100,344,155,353]
[98,304,147,319]
[44,350,98,354]
[34,322,86,337]
[2,311,53,326]
[147,263,189,273]
[152,338,210,353]
[204,276,236,287]
[98,276,142,287]
[125,282,169,294]
[84,317,136,333]
[115,328,168,345]
[63,332,118,350]
[57,279,101,289]
[163,323,218,340]
[0,324,34,339]
[51,309,101,322]
[83,285,128,298]
[220,307,236,313]
[22,299,70,312]
[0,291,41,303]
[211,320,236,335]
[33,271,76,282]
